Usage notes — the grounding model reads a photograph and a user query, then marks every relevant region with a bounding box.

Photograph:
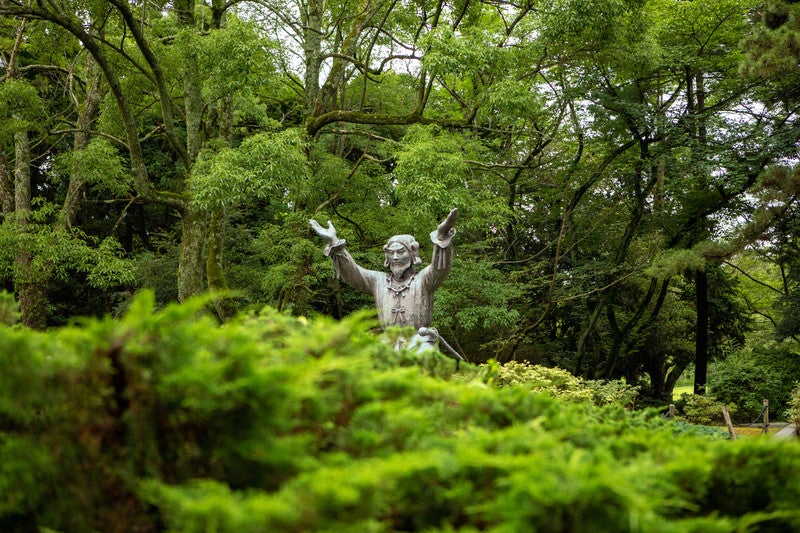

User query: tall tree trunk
[182,44,203,165]
[206,209,236,320]
[177,206,207,301]
[14,126,47,329]
[303,0,323,114]
[0,152,12,216]
[694,269,709,394]
[7,18,46,328]
[172,0,211,302]
[690,70,710,395]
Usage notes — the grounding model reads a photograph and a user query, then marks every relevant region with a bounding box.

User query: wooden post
[669,404,675,420]
[722,405,736,440]
[761,399,769,435]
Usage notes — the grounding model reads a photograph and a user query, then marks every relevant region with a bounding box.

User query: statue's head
[383,234,422,276]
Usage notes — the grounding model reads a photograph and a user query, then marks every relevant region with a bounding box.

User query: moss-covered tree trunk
[303,0,323,115]
[177,205,207,302]
[0,152,12,215]
[13,126,47,329]
[206,209,236,320]
[5,18,45,329]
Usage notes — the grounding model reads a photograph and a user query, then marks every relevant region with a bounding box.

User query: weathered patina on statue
[310,208,462,360]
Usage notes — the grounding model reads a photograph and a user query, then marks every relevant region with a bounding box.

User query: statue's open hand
[309,219,340,246]
[436,208,458,238]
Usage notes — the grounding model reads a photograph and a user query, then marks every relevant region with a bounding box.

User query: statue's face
[386,242,412,276]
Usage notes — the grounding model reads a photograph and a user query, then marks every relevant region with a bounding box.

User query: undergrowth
[1,291,799,532]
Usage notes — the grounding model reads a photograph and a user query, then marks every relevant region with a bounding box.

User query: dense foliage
[2,2,799,530]
[1,293,800,532]
[709,344,800,422]
[1,0,799,400]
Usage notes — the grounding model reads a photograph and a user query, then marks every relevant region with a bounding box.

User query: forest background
[2,0,800,408]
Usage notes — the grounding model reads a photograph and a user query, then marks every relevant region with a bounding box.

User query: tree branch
[722,260,784,295]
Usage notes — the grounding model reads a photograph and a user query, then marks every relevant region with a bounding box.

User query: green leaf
[191,129,308,210]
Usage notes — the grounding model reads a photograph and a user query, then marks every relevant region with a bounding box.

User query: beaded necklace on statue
[387,272,415,325]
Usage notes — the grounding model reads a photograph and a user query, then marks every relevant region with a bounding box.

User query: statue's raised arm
[436,208,459,240]
[428,208,457,272]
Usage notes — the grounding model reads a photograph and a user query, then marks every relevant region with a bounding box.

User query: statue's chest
[383,275,418,325]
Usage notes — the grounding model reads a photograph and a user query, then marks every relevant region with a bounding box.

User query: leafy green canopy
[190,129,308,210]
[1,292,800,531]
[0,201,135,289]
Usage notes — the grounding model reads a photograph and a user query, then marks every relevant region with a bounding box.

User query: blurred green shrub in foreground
[1,291,800,532]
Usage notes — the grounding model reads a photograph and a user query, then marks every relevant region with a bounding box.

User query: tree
[480,0,798,399]
[740,0,800,342]
[0,15,135,327]
[0,0,296,322]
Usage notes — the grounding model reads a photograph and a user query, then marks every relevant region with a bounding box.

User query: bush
[675,393,735,426]
[2,291,800,532]
[709,345,800,423]
[485,360,639,408]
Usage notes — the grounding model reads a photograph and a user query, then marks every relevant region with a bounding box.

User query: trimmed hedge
[1,291,799,532]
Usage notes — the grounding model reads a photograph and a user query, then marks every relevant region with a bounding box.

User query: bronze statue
[310,208,463,360]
